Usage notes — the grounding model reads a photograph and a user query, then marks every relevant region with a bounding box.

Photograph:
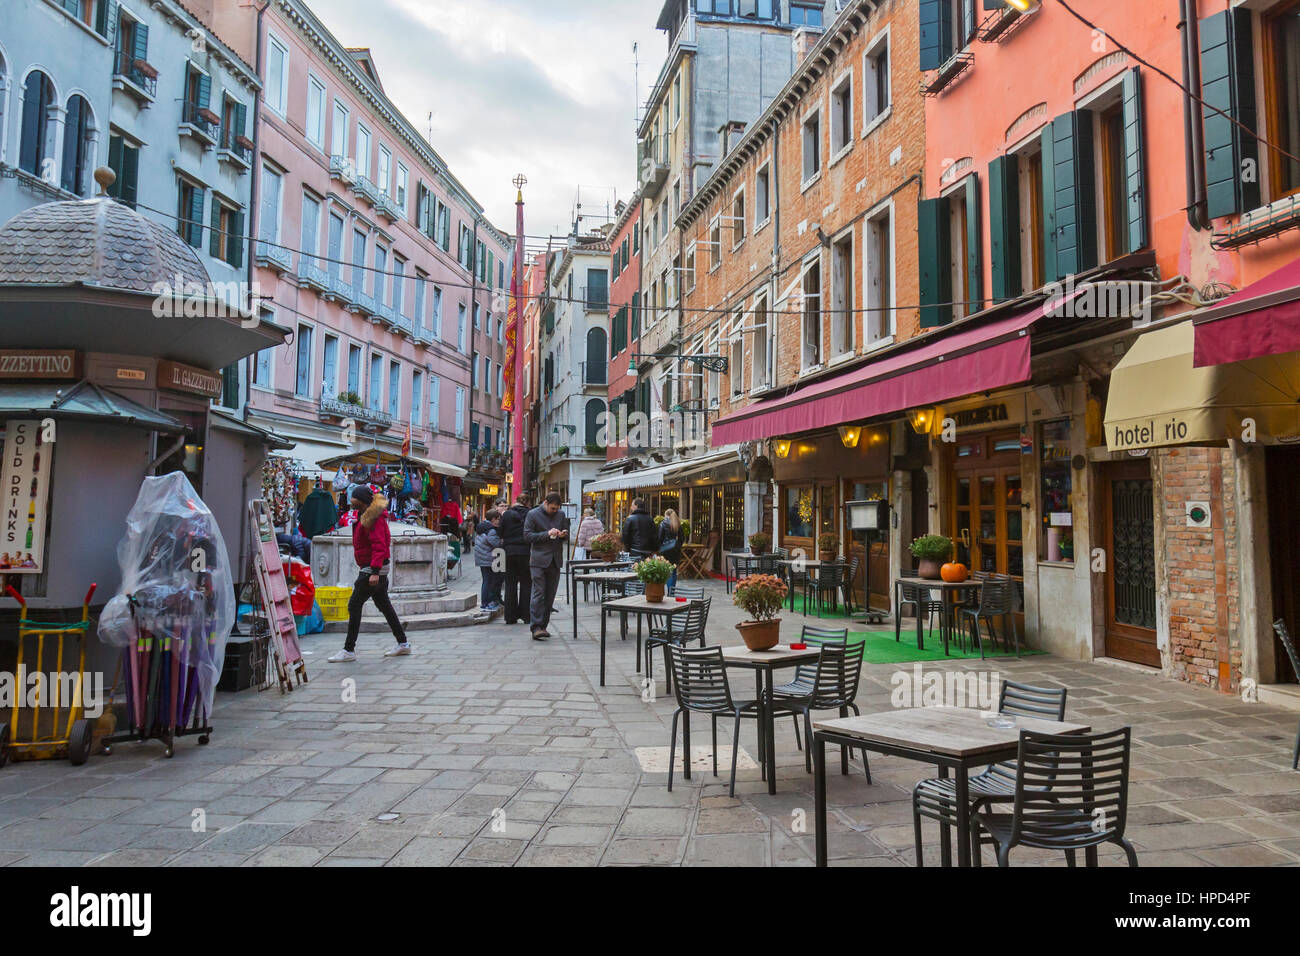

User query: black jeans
[344,572,408,651]
[503,554,530,623]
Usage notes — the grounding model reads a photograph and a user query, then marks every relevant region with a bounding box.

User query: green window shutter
[919,0,952,71]
[197,71,211,111]
[1121,67,1149,253]
[122,144,138,207]
[235,101,247,137]
[1040,124,1057,283]
[221,364,240,409]
[918,196,952,328]
[189,186,205,249]
[1199,7,1259,219]
[229,210,244,268]
[1050,110,1097,278]
[965,173,982,313]
[988,155,1021,302]
[132,21,149,62]
[107,135,124,200]
[209,200,222,258]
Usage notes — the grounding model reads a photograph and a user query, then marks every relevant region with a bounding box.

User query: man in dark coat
[524,492,570,640]
[498,494,532,625]
[621,497,657,558]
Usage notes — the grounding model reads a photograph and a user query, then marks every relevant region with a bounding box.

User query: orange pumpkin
[940,562,969,583]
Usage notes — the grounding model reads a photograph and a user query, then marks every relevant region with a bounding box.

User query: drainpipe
[245,0,271,415]
[1179,0,1209,231]
[770,115,781,391]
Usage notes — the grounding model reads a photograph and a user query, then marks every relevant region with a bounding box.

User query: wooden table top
[601,594,693,613]
[813,706,1089,758]
[721,644,822,667]
[895,576,983,590]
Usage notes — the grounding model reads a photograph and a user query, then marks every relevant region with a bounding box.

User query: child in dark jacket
[474,509,504,612]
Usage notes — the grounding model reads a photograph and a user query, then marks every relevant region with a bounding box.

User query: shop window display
[1039,420,1073,561]
[786,485,814,538]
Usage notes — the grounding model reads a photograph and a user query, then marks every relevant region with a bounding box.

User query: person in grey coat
[524,492,570,640]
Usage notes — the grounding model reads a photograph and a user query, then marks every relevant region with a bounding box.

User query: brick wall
[1160,446,1241,691]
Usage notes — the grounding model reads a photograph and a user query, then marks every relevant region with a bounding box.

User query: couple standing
[499,491,570,641]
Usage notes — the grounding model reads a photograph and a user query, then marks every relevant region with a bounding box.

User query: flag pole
[507,174,527,501]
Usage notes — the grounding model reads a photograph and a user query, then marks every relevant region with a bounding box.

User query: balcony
[578,285,609,312]
[297,255,330,293]
[637,135,670,198]
[112,48,156,103]
[353,175,378,205]
[354,290,379,318]
[179,100,219,148]
[254,240,293,274]
[319,395,393,428]
[323,270,355,306]
[329,154,356,185]
[375,192,401,222]
[580,361,607,387]
[639,317,679,356]
[217,126,253,172]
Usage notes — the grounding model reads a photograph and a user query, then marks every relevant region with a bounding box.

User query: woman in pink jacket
[573,508,605,560]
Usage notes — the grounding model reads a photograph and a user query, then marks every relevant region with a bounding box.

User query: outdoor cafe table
[894,576,983,653]
[598,594,693,687]
[572,571,639,642]
[720,644,823,796]
[776,559,845,612]
[811,706,1090,867]
[724,552,763,592]
[567,558,633,608]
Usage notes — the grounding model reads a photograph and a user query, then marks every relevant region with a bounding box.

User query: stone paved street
[1,579,1298,867]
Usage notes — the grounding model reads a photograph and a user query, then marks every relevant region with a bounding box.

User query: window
[300,193,321,270]
[697,0,734,14]
[1097,100,1128,263]
[322,335,338,398]
[395,164,407,211]
[430,375,441,431]
[432,286,444,338]
[182,62,213,133]
[388,361,401,418]
[368,353,382,408]
[220,95,249,154]
[802,109,821,184]
[473,303,481,330]
[306,75,326,148]
[377,145,391,196]
[709,217,723,270]
[373,245,388,304]
[259,166,282,244]
[485,357,492,394]
[326,212,345,281]
[863,31,891,130]
[800,256,822,370]
[918,174,980,327]
[830,231,854,358]
[113,12,150,88]
[177,179,204,248]
[351,229,368,291]
[830,74,853,156]
[19,71,56,180]
[684,243,697,292]
[209,199,244,267]
[459,224,473,271]
[476,240,487,282]
[355,124,371,178]
[348,344,361,396]
[61,95,94,195]
[785,485,815,538]
[864,204,894,345]
[738,0,777,17]
[1263,4,1300,201]
[670,254,681,304]
[585,399,605,447]
[436,202,451,250]
[730,310,744,396]
[266,35,288,116]
[411,370,423,426]
[107,135,139,207]
[414,271,427,327]
[732,190,746,246]
[416,182,432,234]
[331,99,349,157]
[673,74,681,124]
[586,269,608,310]
[752,293,770,390]
[1039,420,1074,561]
[457,304,467,352]
[472,350,479,388]
[497,366,504,397]
[253,347,273,388]
[392,256,406,316]
[295,324,313,397]
[455,386,466,436]
[755,164,771,224]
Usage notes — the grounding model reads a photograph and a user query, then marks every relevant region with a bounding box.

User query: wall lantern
[907,408,937,435]
[773,438,792,459]
[837,425,862,448]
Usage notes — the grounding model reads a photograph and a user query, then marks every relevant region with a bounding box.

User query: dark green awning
[0,380,183,432]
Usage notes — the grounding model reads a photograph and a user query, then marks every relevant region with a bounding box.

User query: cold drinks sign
[1,420,52,574]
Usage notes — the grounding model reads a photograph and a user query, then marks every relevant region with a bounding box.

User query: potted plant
[910,534,954,580]
[556,445,569,458]
[748,532,771,555]
[340,390,362,406]
[733,574,788,651]
[818,532,838,563]
[680,519,692,540]
[590,531,622,562]
[634,555,674,603]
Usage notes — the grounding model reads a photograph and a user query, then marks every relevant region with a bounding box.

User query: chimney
[792,25,826,64]
[718,120,748,156]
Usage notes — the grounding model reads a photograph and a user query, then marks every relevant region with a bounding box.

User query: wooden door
[1102,460,1158,665]
[1267,447,1300,683]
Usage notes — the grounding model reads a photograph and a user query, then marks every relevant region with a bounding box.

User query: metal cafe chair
[776,624,847,748]
[896,580,945,643]
[603,579,644,641]
[803,562,844,618]
[972,727,1139,868]
[645,595,712,693]
[665,645,764,798]
[1272,619,1300,770]
[839,555,861,615]
[912,681,1067,867]
[956,575,1019,658]
[772,641,871,780]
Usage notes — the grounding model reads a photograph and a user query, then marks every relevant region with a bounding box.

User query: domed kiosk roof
[0,195,209,292]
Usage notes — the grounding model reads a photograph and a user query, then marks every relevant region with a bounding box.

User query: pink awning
[1193,256,1300,367]
[711,298,1061,447]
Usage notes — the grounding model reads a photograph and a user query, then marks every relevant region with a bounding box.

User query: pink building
[198,0,511,497]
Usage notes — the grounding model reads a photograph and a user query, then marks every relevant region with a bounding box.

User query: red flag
[502,270,518,413]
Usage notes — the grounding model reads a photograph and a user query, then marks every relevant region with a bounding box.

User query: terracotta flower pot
[917,558,944,580]
[737,618,780,651]
[644,581,665,603]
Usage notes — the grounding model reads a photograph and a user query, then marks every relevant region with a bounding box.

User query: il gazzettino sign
[1,419,53,574]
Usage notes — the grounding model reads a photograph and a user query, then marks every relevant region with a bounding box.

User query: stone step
[321,605,499,633]
[328,589,479,617]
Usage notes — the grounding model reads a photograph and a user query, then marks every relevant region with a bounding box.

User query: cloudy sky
[310,0,665,243]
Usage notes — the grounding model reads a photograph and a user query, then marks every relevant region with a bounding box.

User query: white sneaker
[326,649,357,663]
[384,643,412,657]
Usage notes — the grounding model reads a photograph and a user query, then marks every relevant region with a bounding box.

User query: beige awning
[1104,320,1300,450]
[315,447,468,478]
